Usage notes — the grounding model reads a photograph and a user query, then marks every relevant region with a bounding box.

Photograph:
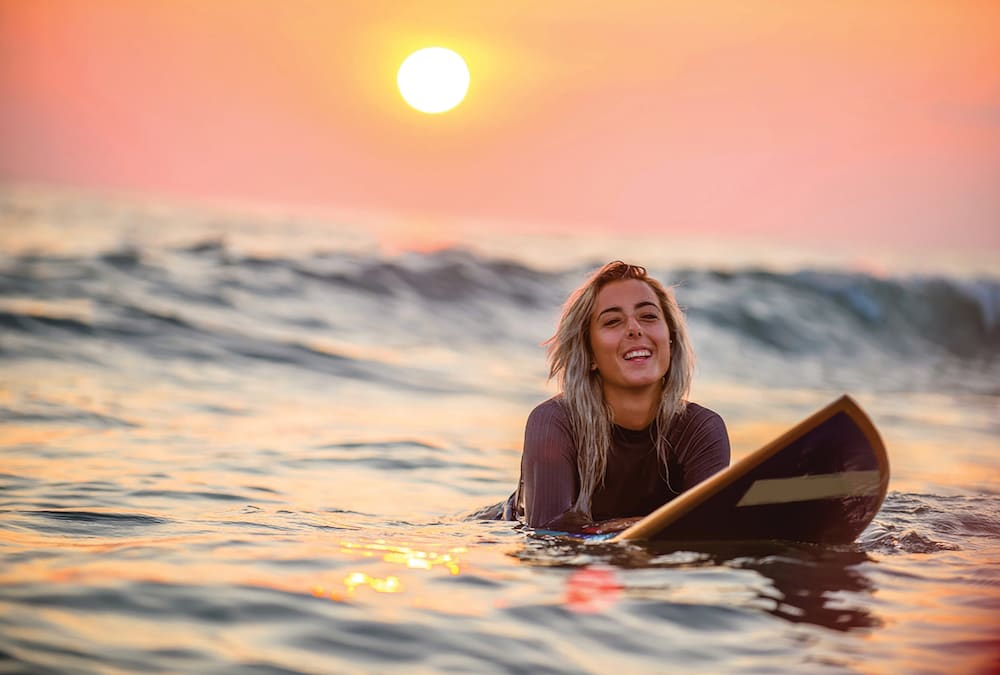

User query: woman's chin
[604,373,666,392]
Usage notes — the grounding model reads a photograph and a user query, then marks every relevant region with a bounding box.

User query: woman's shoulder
[682,401,725,425]
[670,401,731,481]
[526,395,570,426]
[673,401,729,439]
[523,395,576,459]
[525,394,572,436]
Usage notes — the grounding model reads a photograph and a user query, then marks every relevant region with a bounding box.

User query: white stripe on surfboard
[736,470,882,507]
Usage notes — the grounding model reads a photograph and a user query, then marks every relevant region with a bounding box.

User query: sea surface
[1,186,998,674]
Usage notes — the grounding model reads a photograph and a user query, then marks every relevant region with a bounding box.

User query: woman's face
[589,279,672,396]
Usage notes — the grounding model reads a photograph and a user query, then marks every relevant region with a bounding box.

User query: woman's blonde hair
[545,261,695,517]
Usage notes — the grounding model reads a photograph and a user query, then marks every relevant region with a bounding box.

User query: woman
[505,261,730,533]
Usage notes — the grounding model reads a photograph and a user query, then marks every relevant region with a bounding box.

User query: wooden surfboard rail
[611,394,890,542]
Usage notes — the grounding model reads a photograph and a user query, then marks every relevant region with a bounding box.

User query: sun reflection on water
[340,539,464,575]
[311,539,468,602]
[313,572,403,600]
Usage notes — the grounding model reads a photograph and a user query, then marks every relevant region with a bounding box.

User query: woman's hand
[582,516,642,535]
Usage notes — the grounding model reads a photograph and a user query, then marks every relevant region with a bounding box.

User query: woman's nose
[626,318,642,337]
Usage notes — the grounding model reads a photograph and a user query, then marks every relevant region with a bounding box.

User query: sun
[397,47,470,114]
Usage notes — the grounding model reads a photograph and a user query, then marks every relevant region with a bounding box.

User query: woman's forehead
[594,279,658,309]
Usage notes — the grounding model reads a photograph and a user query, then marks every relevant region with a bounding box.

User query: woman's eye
[642,314,659,321]
[603,318,621,327]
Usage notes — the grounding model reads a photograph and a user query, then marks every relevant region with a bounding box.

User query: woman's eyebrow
[596,301,658,318]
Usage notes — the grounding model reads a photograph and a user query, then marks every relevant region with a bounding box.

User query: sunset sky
[2,1,998,258]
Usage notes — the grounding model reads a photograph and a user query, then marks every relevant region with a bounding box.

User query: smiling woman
[489,261,731,533]
[396,47,470,114]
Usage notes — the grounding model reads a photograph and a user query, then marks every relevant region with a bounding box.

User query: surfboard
[610,395,889,544]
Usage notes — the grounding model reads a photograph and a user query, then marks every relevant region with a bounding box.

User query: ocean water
[1,186,998,674]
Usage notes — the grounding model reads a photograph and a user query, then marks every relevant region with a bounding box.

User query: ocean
[1,186,998,674]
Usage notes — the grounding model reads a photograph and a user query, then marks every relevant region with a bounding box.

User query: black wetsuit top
[510,396,730,531]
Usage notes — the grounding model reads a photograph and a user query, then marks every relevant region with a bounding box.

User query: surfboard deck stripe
[735,470,883,507]
[611,395,890,544]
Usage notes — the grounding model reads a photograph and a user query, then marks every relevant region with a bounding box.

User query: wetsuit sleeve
[674,406,731,490]
[520,401,579,528]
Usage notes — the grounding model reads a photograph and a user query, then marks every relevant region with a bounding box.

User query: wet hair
[545,261,694,517]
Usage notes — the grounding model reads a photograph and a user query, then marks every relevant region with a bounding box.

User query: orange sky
[1,1,999,253]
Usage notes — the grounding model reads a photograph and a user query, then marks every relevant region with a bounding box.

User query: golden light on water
[340,539,464,575]
[344,572,403,594]
[307,539,468,602]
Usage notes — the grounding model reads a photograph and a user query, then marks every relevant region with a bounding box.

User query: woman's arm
[520,400,580,528]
